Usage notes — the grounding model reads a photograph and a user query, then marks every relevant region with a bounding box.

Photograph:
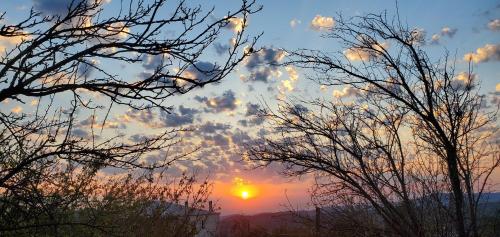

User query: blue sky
[1,0,499,214]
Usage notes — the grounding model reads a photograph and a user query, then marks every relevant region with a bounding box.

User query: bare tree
[0,0,260,234]
[249,12,499,237]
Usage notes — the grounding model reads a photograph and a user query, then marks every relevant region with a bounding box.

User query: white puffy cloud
[488,19,500,31]
[430,34,441,44]
[464,44,500,63]
[279,66,299,92]
[344,47,371,61]
[225,17,245,33]
[310,15,335,31]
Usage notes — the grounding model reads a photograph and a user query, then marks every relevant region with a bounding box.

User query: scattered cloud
[344,47,371,62]
[344,42,388,62]
[243,48,286,83]
[142,54,168,70]
[214,42,230,56]
[183,61,221,83]
[464,44,500,63]
[333,86,360,99]
[488,19,500,31]
[451,72,477,90]
[431,27,457,44]
[440,27,457,38]
[0,33,30,52]
[290,19,301,28]
[410,28,426,45]
[238,102,265,127]
[225,17,245,33]
[194,90,239,113]
[279,66,299,93]
[310,15,335,31]
[11,106,23,114]
[430,34,441,44]
[160,106,200,127]
[197,122,231,135]
[117,109,157,127]
[77,59,99,78]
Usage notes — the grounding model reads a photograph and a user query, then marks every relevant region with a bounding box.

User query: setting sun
[231,177,258,200]
[241,191,249,200]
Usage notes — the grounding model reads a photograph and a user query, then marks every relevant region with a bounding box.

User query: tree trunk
[447,149,466,237]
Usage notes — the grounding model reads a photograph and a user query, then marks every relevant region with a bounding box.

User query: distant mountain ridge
[217,193,500,236]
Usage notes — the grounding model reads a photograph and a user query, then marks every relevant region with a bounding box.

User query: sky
[1,0,499,215]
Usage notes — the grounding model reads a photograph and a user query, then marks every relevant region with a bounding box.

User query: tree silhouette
[0,0,260,234]
[249,12,499,237]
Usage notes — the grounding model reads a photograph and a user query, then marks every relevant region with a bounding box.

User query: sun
[231,177,258,200]
[241,190,249,200]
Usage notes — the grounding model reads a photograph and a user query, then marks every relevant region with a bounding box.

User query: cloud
[142,54,168,71]
[238,102,265,127]
[451,72,477,90]
[246,67,282,83]
[488,19,500,31]
[278,66,299,94]
[430,34,441,44]
[343,42,389,62]
[310,15,335,31]
[0,33,30,52]
[197,122,231,134]
[213,42,230,56]
[244,48,285,71]
[290,19,301,28]
[464,44,500,63]
[230,129,252,147]
[243,48,286,83]
[117,109,156,127]
[11,106,22,114]
[225,17,245,33]
[77,59,99,78]
[183,61,221,83]
[333,86,361,98]
[71,128,91,138]
[141,58,220,85]
[440,27,457,38]
[160,106,199,127]
[431,27,457,44]
[344,48,371,62]
[194,90,239,113]
[410,28,426,45]
[79,115,124,129]
[244,102,260,116]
